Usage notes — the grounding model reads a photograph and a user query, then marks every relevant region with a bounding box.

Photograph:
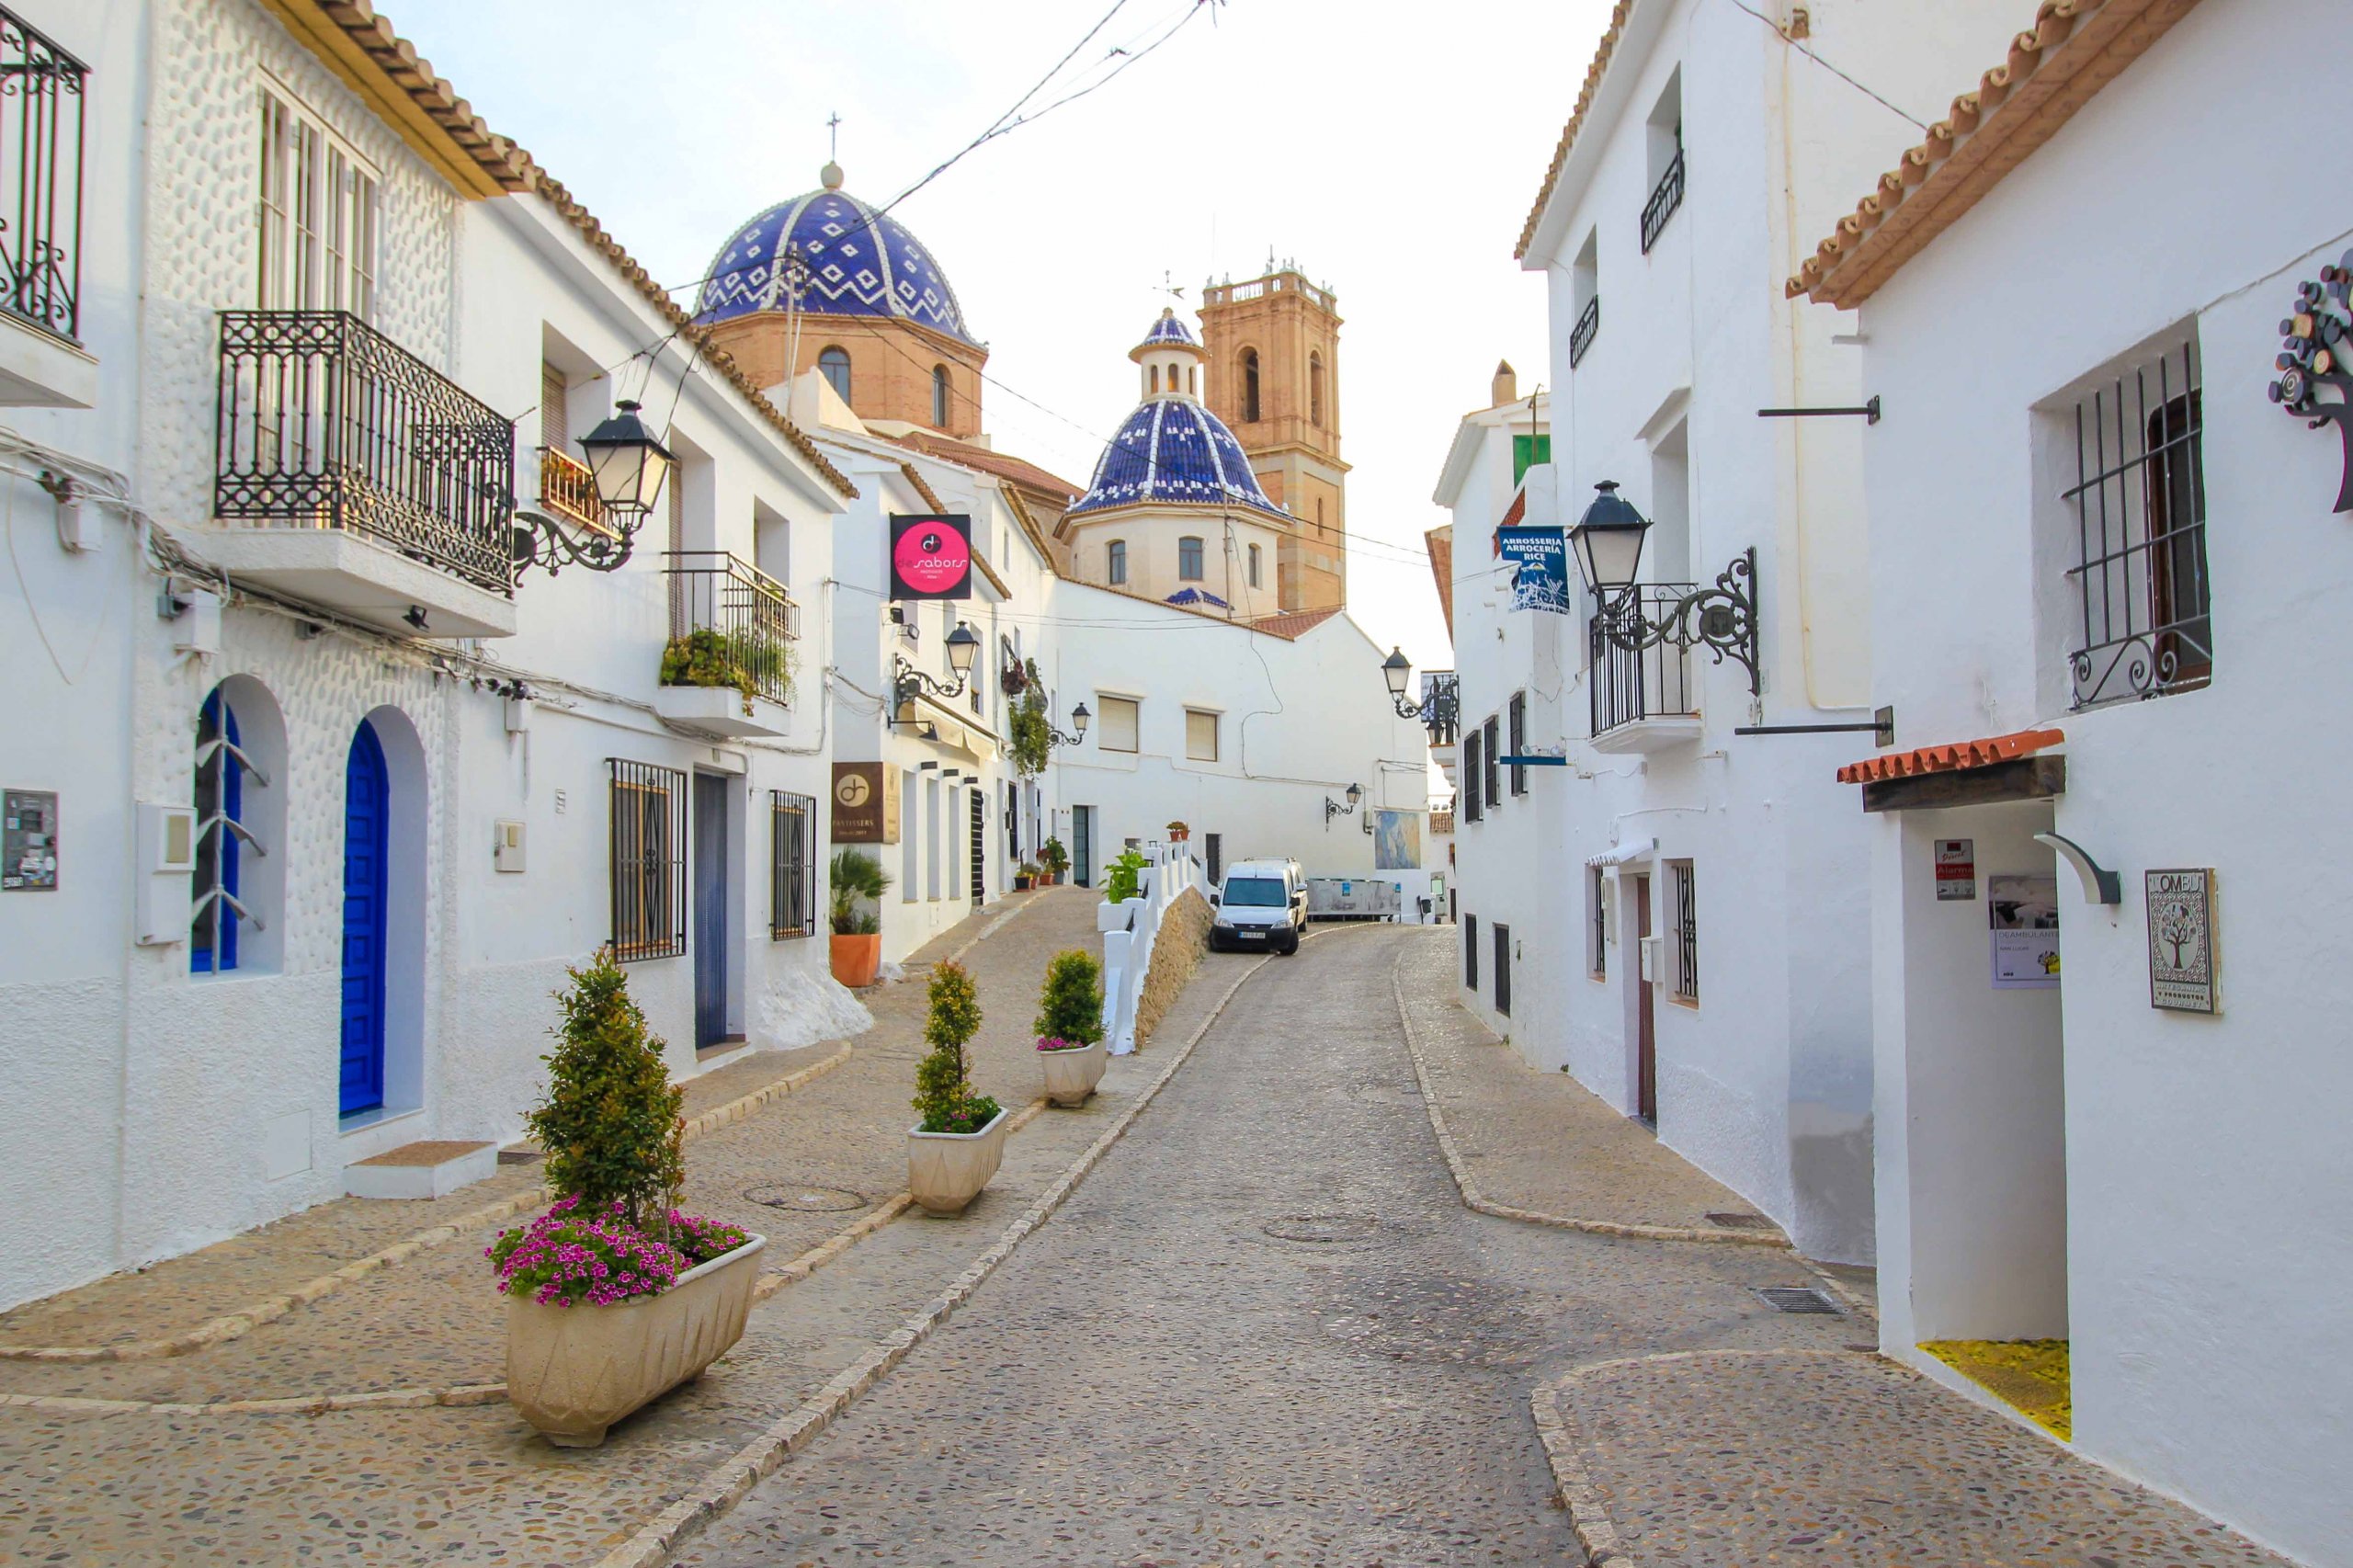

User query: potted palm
[492,954,766,1449]
[906,960,1008,1215]
[828,847,891,987]
[1034,949,1108,1107]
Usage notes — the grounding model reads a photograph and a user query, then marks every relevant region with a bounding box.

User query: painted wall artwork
[1373,811,1421,870]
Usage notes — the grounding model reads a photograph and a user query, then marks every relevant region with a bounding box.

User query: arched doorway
[338,719,391,1116]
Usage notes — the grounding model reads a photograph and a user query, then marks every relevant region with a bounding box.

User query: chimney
[1491,359,1518,407]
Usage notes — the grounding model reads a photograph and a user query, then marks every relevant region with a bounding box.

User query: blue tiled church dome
[1137,310,1198,348]
[692,164,976,345]
[1070,397,1287,520]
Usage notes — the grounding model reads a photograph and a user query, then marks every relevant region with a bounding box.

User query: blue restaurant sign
[1497,526,1572,614]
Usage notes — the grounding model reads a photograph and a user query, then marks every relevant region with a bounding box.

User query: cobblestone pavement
[683,926,2292,1568]
[1394,934,1779,1240]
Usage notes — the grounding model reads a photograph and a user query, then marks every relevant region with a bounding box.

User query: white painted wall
[1848,2,2353,1557]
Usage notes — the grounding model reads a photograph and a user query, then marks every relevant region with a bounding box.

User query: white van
[1209,858,1307,955]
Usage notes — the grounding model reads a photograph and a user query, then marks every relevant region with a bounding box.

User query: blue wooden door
[338,720,390,1116]
[692,773,729,1050]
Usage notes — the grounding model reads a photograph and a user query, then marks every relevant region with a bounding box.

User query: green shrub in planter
[829,847,892,935]
[528,952,684,1237]
[1103,848,1151,903]
[913,960,1002,1134]
[1033,949,1104,1047]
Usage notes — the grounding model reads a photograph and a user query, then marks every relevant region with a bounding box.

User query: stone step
[345,1140,498,1201]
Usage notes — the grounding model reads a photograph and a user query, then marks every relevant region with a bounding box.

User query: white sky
[389,0,1612,674]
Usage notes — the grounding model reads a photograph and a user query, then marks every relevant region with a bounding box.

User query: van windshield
[1222,877,1286,907]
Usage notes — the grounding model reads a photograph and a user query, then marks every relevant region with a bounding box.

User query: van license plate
[1238,930,1266,940]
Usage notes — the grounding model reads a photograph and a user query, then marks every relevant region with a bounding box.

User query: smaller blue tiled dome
[1069,398,1287,520]
[1137,308,1198,348]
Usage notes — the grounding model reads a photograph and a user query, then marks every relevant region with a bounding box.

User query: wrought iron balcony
[214,311,516,596]
[1419,670,1461,746]
[0,8,85,344]
[665,551,798,708]
[1590,585,1699,741]
[1640,149,1685,255]
[1569,295,1600,369]
[536,445,606,533]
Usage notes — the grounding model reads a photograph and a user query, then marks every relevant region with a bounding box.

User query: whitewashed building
[0,0,856,1310]
[1450,0,2028,1262]
[1791,0,2350,1557]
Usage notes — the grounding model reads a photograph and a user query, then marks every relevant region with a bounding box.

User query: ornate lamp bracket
[891,653,967,725]
[509,508,642,577]
[1595,547,1761,696]
[2270,246,2353,513]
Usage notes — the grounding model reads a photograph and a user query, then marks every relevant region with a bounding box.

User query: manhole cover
[744,1183,867,1213]
[1706,1210,1775,1231]
[1262,1213,1380,1245]
[1756,1286,1840,1314]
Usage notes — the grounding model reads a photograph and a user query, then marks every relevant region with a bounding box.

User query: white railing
[1096,841,1204,1055]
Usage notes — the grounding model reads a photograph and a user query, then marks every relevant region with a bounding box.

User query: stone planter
[830,932,881,987]
[504,1233,767,1449]
[1038,1040,1108,1107]
[906,1106,1011,1216]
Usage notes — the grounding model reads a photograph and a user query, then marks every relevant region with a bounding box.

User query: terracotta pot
[830,932,881,987]
[907,1106,1011,1216]
[1038,1040,1108,1107]
[504,1233,767,1449]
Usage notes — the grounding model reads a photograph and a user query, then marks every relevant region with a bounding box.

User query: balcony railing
[537,445,606,533]
[665,551,798,707]
[214,311,517,595]
[1640,149,1685,255]
[1590,585,1699,734]
[1569,295,1600,369]
[0,7,87,342]
[1420,670,1461,745]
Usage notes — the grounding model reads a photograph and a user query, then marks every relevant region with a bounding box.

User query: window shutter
[541,363,568,450]
[1097,696,1140,754]
[1185,710,1218,762]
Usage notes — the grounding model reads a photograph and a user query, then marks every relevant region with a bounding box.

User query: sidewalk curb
[1388,938,1791,1249]
[588,954,1274,1568]
[0,1044,858,1365]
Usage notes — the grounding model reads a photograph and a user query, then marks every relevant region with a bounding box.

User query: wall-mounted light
[1380,647,1421,719]
[1047,700,1090,748]
[1569,482,1761,695]
[1325,782,1362,824]
[512,399,678,576]
[892,621,980,725]
[2035,832,2121,905]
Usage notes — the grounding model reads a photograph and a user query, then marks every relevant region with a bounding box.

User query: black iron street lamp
[1568,480,1760,695]
[892,620,981,723]
[1324,781,1362,824]
[1047,701,1091,747]
[1380,646,1421,720]
[511,399,678,576]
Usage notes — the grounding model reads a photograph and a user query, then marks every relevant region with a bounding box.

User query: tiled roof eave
[1836,727,2063,785]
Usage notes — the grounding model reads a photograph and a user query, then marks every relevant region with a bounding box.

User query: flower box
[906,1106,1010,1216]
[1038,1039,1108,1107]
[504,1232,767,1448]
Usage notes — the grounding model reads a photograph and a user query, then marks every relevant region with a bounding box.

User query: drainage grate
[1706,1211,1775,1231]
[1756,1286,1840,1315]
[744,1183,867,1213]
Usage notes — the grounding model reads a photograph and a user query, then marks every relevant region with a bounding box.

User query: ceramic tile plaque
[2145,868,2217,1014]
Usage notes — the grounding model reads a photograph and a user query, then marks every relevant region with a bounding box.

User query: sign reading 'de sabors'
[889,514,973,601]
[831,762,901,845]
[2145,867,2218,1014]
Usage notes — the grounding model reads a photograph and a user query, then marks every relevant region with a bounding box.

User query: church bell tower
[1199,263,1349,613]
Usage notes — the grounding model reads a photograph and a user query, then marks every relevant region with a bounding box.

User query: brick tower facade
[1199,267,1348,612]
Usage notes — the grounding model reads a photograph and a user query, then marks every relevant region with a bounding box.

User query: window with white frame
[1185,709,1219,762]
[1178,536,1205,581]
[2059,335,2209,709]
[256,83,379,316]
[1096,694,1140,754]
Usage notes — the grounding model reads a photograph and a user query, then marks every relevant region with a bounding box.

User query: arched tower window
[1187,366,1196,395]
[818,346,851,401]
[1242,350,1260,423]
[1309,352,1325,426]
[931,365,951,427]
[1178,536,1205,581]
[1107,540,1128,585]
[1248,542,1262,588]
[1149,365,1160,395]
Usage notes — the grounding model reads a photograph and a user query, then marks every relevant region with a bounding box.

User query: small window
[1482,716,1501,810]
[1464,914,1479,989]
[1149,365,1161,395]
[1185,709,1219,762]
[1242,349,1261,422]
[1247,543,1262,588]
[1508,691,1528,795]
[1588,865,1608,979]
[1107,539,1128,585]
[1097,694,1140,754]
[931,364,951,426]
[1187,366,1196,394]
[819,346,851,401]
[1669,858,1699,1003]
[769,790,815,938]
[1178,536,1204,581]
[1309,352,1325,426]
[609,759,687,961]
[1493,922,1511,1016]
[1511,433,1552,485]
[191,690,254,972]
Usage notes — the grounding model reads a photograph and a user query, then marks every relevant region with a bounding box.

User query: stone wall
[1131,887,1211,1049]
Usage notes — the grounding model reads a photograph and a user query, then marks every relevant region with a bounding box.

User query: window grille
[1462,729,1483,822]
[608,759,687,961]
[769,790,815,939]
[2063,338,2208,709]
[1569,295,1600,369]
[1669,859,1699,1003]
[1482,716,1501,810]
[1589,865,1608,978]
[0,8,86,342]
[191,690,264,972]
[1640,144,1685,255]
[1508,691,1528,795]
